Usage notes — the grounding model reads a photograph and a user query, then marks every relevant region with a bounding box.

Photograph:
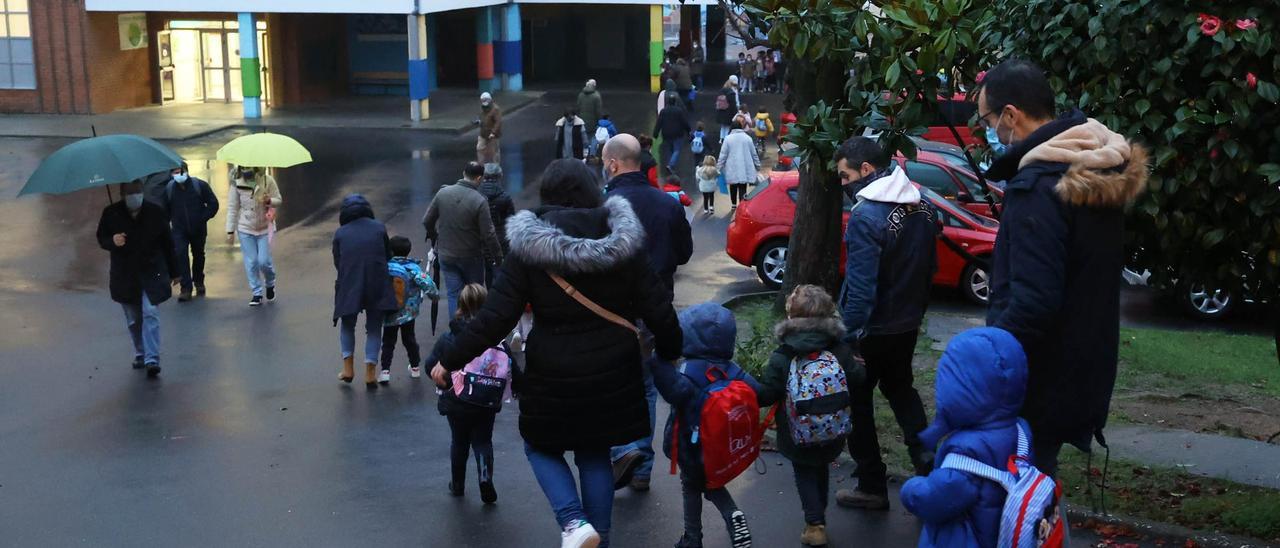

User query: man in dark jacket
[333,194,398,386]
[162,162,219,301]
[479,162,516,284]
[979,59,1147,475]
[96,180,180,378]
[654,101,692,176]
[602,133,693,492]
[831,137,938,511]
[423,161,504,318]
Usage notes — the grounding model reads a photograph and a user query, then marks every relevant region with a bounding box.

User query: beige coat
[225,173,282,236]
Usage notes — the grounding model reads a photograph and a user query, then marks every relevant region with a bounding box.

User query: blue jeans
[237,232,275,297]
[121,292,160,365]
[441,256,487,319]
[660,136,686,171]
[610,360,657,480]
[172,228,206,292]
[339,311,385,365]
[525,443,613,546]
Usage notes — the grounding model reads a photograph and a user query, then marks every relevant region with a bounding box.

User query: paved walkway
[0,89,542,140]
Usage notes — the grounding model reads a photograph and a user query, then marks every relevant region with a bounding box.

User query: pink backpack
[450,346,513,409]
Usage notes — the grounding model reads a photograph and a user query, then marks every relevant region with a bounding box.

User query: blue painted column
[237,12,262,118]
[407,14,431,121]
[476,7,496,93]
[496,3,522,92]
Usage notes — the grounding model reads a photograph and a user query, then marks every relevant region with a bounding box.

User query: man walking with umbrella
[96,180,180,378]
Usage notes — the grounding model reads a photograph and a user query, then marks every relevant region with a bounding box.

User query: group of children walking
[330,186,1060,548]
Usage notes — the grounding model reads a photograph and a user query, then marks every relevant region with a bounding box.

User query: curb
[1065,506,1276,548]
[720,290,778,310]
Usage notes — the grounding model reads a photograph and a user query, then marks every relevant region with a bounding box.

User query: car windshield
[918,186,998,228]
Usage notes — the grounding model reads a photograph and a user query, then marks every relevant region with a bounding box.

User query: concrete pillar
[496,3,523,91]
[238,12,262,118]
[649,5,663,93]
[476,6,496,93]
[407,14,431,121]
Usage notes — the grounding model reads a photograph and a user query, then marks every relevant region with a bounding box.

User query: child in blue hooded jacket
[652,302,759,548]
[901,327,1029,547]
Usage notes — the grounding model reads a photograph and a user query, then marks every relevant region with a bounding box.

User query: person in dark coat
[333,194,398,387]
[831,137,938,511]
[602,134,694,491]
[716,77,741,144]
[754,285,865,547]
[161,162,219,301]
[428,159,681,548]
[555,109,588,161]
[479,163,516,284]
[96,180,179,378]
[978,59,1148,475]
[654,100,693,175]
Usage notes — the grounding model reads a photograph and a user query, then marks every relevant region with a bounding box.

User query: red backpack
[670,367,771,490]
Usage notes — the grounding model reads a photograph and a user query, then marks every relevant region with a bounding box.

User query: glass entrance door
[200,30,229,102]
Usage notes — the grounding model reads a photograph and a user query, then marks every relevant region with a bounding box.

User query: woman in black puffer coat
[429,159,681,548]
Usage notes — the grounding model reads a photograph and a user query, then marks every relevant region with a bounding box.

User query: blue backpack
[691,131,705,154]
[942,423,1066,548]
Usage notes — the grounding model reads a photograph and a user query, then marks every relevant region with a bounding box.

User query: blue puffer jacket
[839,166,938,341]
[901,327,1028,548]
[654,303,760,487]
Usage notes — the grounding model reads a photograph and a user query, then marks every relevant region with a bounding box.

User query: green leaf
[1088,17,1102,38]
[1135,99,1150,116]
[885,60,902,89]
[1259,163,1280,183]
[1202,228,1226,248]
[794,30,810,58]
[1223,140,1239,159]
[1258,81,1280,103]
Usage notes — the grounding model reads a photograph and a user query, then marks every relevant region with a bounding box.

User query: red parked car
[895,149,1003,219]
[725,170,999,304]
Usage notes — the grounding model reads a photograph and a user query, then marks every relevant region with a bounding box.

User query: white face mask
[125,193,144,211]
[172,173,189,184]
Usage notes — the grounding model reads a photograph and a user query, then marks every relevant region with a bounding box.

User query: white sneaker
[560,520,600,548]
[377,370,391,384]
[408,366,421,379]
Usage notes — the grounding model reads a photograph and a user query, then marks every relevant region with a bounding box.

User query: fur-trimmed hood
[1020,118,1149,207]
[774,316,846,353]
[504,196,646,275]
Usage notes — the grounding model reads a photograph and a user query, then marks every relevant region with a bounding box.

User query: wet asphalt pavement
[0,89,1198,547]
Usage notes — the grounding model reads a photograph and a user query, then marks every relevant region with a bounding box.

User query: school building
[0,0,732,120]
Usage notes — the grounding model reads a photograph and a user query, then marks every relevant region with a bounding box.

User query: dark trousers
[792,462,830,525]
[1031,427,1066,478]
[681,475,740,542]
[729,184,748,205]
[847,329,930,493]
[448,410,497,488]
[172,228,206,292]
[701,191,715,210]
[379,320,420,371]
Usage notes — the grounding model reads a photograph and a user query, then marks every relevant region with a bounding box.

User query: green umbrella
[18,134,183,197]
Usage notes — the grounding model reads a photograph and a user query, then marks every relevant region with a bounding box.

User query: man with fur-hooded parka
[429,196,682,452]
[983,105,1148,466]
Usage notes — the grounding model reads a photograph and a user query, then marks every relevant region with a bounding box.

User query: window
[905,161,960,199]
[952,170,988,197]
[0,0,34,90]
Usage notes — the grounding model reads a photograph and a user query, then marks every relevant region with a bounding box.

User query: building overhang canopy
[86,0,720,15]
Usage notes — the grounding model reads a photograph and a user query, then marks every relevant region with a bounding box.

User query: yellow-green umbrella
[215,133,312,168]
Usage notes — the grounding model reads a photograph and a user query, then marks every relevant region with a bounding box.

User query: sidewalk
[0,89,542,141]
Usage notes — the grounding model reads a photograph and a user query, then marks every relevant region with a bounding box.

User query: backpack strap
[546,271,640,337]
[942,453,1016,491]
[1015,422,1031,461]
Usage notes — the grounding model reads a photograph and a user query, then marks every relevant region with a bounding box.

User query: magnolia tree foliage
[730,0,994,296]
[986,0,1279,300]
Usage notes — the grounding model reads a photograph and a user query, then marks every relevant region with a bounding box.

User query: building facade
[0,0,720,119]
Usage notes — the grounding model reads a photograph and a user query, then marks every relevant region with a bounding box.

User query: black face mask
[239,170,255,180]
[843,165,895,199]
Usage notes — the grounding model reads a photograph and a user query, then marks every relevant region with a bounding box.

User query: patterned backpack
[784,350,853,446]
[450,346,513,410]
[941,423,1066,548]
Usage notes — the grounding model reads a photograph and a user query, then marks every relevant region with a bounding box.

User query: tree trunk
[777,58,849,309]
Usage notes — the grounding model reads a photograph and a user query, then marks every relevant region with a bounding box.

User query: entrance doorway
[159,20,269,105]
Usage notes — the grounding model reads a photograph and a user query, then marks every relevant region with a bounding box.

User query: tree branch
[718,0,772,50]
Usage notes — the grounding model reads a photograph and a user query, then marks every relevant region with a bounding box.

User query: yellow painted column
[650,5,663,93]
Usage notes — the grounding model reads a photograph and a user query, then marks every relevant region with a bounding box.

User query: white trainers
[377,370,391,384]
[560,520,600,548]
[408,366,421,379]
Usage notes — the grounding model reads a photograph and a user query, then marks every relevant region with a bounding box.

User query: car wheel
[754,240,787,290]
[1181,284,1235,321]
[960,261,991,305]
